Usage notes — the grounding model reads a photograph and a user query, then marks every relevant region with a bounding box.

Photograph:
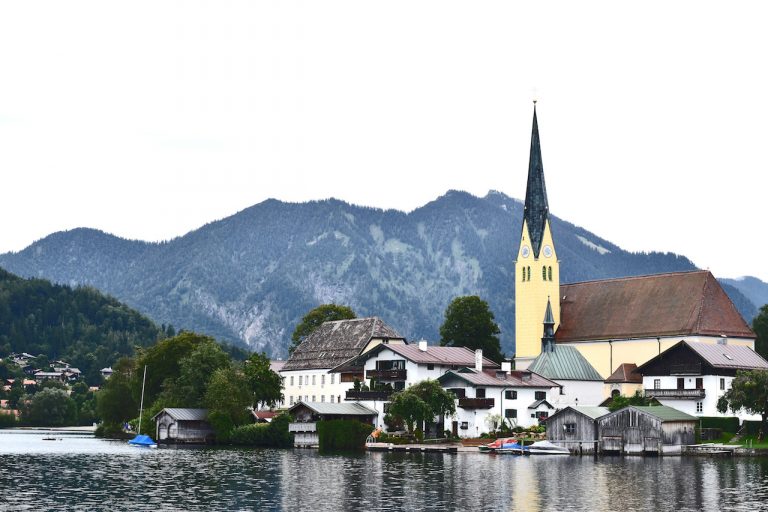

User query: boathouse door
[452,421,458,438]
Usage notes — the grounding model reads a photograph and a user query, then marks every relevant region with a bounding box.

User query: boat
[527,440,570,455]
[478,437,518,453]
[496,440,530,455]
[128,365,157,449]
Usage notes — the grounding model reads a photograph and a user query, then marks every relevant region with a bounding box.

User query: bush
[94,422,132,439]
[377,433,409,445]
[0,412,17,428]
[229,413,293,448]
[699,416,740,433]
[744,420,763,436]
[317,420,374,452]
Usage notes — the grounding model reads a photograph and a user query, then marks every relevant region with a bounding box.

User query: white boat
[527,440,570,455]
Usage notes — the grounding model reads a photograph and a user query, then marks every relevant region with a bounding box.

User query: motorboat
[496,441,530,455]
[479,438,518,453]
[527,440,570,455]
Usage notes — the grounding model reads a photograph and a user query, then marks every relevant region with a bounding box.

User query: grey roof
[283,317,404,371]
[153,408,209,421]
[287,401,378,417]
[438,368,559,389]
[528,399,555,410]
[528,345,604,381]
[626,405,697,422]
[382,344,499,368]
[686,341,768,371]
[548,406,610,421]
[523,105,550,258]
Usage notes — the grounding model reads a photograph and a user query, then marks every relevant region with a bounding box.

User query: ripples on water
[2,429,768,511]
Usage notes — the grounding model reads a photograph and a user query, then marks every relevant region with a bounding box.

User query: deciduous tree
[753,305,768,360]
[439,296,503,363]
[243,352,283,410]
[717,369,768,440]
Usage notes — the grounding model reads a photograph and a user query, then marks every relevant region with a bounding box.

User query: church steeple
[523,103,549,259]
[542,297,555,353]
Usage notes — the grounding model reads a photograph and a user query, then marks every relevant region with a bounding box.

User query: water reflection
[2,430,768,511]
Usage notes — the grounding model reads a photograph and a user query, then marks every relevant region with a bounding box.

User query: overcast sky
[1,2,766,282]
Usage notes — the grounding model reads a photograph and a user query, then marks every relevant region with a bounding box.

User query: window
[548,266,552,281]
[427,364,434,370]
[321,395,325,402]
[312,375,316,385]
[394,381,405,391]
[448,388,466,398]
[321,375,325,386]
[505,409,517,419]
[542,266,547,280]
[338,396,341,403]
[331,374,335,385]
[476,388,486,398]
[377,360,406,370]
[330,395,335,403]
[298,376,303,386]
[536,411,549,420]
[720,378,725,390]
[521,267,526,282]
[290,376,294,386]
[677,378,685,390]
[696,401,703,413]
[460,422,469,430]
[534,391,546,401]
[564,423,576,434]
[695,378,703,390]
[289,396,294,405]
[505,390,518,400]
[654,379,661,389]
[304,395,308,402]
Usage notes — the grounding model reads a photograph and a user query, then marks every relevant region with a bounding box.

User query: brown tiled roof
[283,317,404,371]
[439,368,559,388]
[556,271,755,342]
[605,363,642,384]
[383,345,499,368]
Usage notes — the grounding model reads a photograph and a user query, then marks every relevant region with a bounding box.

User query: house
[153,408,214,444]
[512,106,756,378]
[604,363,643,399]
[331,341,500,434]
[635,340,768,420]
[280,317,406,408]
[287,401,378,447]
[437,364,560,437]
[100,367,114,379]
[545,406,609,454]
[597,405,697,455]
[33,371,66,383]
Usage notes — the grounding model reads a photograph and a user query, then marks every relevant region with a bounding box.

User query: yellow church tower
[514,104,561,369]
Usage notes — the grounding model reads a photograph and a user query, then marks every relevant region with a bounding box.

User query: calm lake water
[2,429,768,511]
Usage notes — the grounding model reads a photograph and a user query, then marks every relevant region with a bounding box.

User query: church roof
[605,363,643,384]
[556,271,755,342]
[528,345,604,381]
[523,105,550,259]
[283,317,404,371]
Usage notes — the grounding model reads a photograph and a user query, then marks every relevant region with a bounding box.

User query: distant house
[153,408,214,444]
[100,367,114,379]
[527,345,605,407]
[437,364,560,436]
[636,340,768,420]
[597,405,697,455]
[33,371,66,384]
[287,401,378,447]
[280,317,406,408]
[545,406,609,454]
[604,363,643,399]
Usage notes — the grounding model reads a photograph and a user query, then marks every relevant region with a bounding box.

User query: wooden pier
[683,444,738,456]
[367,442,459,453]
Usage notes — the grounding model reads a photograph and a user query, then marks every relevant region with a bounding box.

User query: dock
[683,444,739,456]
[367,442,460,453]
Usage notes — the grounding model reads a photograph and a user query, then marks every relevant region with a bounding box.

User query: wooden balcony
[366,369,407,380]
[288,422,317,433]
[346,390,394,401]
[670,363,702,375]
[458,398,495,409]
[644,388,706,399]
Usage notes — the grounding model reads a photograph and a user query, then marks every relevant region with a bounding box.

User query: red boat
[478,438,518,453]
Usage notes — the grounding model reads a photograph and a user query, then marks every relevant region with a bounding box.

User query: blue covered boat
[128,434,157,449]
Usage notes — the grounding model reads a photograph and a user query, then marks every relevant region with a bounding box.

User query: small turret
[541,297,555,352]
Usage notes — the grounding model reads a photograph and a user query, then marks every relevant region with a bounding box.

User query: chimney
[475,349,483,372]
[418,340,428,352]
[501,361,512,375]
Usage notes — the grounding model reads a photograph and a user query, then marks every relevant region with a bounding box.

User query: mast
[138,365,147,435]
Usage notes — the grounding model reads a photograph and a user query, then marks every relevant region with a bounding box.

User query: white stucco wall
[549,380,606,408]
[280,368,353,407]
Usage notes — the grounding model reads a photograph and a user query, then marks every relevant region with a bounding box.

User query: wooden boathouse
[597,405,697,455]
[545,406,609,454]
[153,408,215,444]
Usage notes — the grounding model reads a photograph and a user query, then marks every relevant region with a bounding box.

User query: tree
[170,338,231,406]
[96,357,138,425]
[439,296,504,363]
[243,352,283,410]
[25,388,77,427]
[289,304,356,354]
[388,380,456,435]
[608,390,654,412]
[718,369,768,441]
[753,305,768,360]
[204,367,252,442]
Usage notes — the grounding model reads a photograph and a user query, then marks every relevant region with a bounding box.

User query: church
[512,105,756,382]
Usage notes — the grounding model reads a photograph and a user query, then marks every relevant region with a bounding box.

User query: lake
[2,429,768,511]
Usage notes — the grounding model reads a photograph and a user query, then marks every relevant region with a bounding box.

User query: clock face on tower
[543,245,553,258]
[521,246,530,258]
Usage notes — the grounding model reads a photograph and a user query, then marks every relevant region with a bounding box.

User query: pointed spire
[523,102,549,258]
[541,296,555,352]
[543,296,555,326]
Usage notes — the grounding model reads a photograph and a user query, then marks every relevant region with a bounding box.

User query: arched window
[548,266,552,281]
[527,266,531,282]
[521,267,526,282]
[542,266,547,280]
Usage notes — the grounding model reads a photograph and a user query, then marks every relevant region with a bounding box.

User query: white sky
[1,1,766,282]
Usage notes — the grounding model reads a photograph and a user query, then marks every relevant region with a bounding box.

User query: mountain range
[0,190,764,357]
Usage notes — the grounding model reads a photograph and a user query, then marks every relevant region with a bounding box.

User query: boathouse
[287,401,378,447]
[153,408,215,444]
[545,406,609,454]
[596,405,696,455]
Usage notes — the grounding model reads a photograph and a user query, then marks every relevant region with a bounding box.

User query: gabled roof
[523,104,550,259]
[557,271,755,342]
[152,408,209,421]
[527,399,554,410]
[287,401,378,417]
[331,343,499,373]
[624,405,697,422]
[605,363,642,384]
[438,368,559,389]
[528,345,603,381]
[283,317,404,371]
[546,406,610,422]
[636,340,768,374]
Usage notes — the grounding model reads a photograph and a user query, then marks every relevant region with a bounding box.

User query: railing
[346,390,394,401]
[366,369,407,380]
[288,422,317,433]
[644,388,706,399]
[670,363,702,375]
[458,398,495,409]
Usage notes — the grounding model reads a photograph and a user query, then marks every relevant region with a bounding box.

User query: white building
[280,317,406,408]
[636,340,768,420]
